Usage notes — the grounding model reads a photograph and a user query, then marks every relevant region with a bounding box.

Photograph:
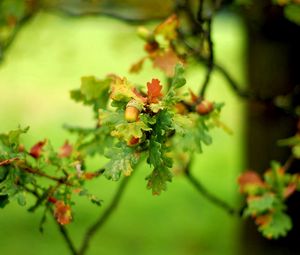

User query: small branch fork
[23,175,131,255]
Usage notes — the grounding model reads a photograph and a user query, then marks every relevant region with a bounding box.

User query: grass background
[0,11,246,255]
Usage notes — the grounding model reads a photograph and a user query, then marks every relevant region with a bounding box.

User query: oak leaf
[152,50,181,77]
[54,201,72,225]
[238,171,265,193]
[147,78,163,104]
[30,140,46,158]
[58,141,73,158]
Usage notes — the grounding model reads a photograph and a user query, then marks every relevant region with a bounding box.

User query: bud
[196,100,214,115]
[137,26,153,41]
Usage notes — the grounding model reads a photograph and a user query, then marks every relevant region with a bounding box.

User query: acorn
[196,100,214,115]
[125,99,142,123]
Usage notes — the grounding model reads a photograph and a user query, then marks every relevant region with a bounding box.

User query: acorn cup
[127,136,140,147]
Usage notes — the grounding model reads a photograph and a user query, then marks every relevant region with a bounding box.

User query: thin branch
[49,6,165,25]
[185,168,238,216]
[0,14,33,64]
[200,19,214,97]
[283,155,295,172]
[22,166,72,185]
[77,177,131,255]
[21,183,78,254]
[57,224,78,255]
[197,0,205,24]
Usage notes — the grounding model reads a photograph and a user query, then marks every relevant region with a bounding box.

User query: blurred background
[3,0,299,254]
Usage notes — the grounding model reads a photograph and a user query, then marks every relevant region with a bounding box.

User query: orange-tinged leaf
[255,214,272,227]
[238,171,265,193]
[109,75,144,104]
[30,140,46,158]
[147,78,163,104]
[59,141,73,158]
[189,89,198,103]
[82,172,98,180]
[130,57,147,73]
[283,183,297,198]
[54,201,72,225]
[152,50,181,77]
[154,14,179,41]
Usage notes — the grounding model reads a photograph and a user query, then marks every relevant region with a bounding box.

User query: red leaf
[147,78,163,104]
[238,171,265,193]
[152,50,181,77]
[59,141,73,158]
[82,172,98,180]
[48,196,57,204]
[30,140,46,158]
[54,200,72,225]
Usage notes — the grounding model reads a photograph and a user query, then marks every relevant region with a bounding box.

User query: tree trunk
[242,1,300,254]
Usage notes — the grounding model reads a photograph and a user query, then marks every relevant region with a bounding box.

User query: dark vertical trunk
[242,1,300,254]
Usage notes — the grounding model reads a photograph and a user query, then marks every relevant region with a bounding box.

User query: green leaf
[0,126,29,150]
[146,168,172,195]
[70,76,110,113]
[292,145,300,159]
[80,76,110,101]
[259,211,292,239]
[278,135,300,147]
[177,115,212,153]
[163,65,186,107]
[284,4,300,25]
[146,110,174,195]
[104,143,139,181]
[244,193,276,216]
[171,64,186,89]
[16,192,26,206]
[99,109,124,127]
[111,120,151,143]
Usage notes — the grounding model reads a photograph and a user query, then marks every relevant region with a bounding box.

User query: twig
[0,14,33,63]
[283,155,295,172]
[22,166,72,185]
[21,183,78,254]
[197,0,205,24]
[50,6,165,25]
[57,224,78,255]
[200,19,214,97]
[185,168,238,216]
[77,177,131,255]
